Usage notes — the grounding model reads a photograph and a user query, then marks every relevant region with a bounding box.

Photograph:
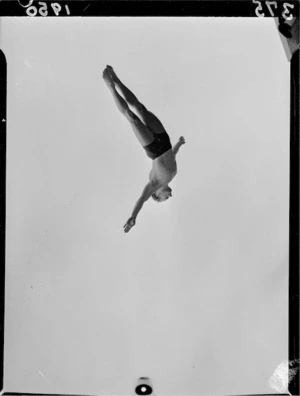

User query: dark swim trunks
[143,132,172,160]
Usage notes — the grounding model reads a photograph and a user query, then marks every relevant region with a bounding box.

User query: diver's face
[157,187,172,201]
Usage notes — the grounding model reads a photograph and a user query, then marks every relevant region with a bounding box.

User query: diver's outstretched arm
[172,136,186,156]
[123,182,159,233]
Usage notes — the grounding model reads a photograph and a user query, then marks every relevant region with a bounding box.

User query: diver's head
[152,186,172,202]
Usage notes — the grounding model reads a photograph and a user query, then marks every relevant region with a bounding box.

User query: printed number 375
[252,0,294,20]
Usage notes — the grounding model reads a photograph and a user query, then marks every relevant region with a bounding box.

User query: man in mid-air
[103,65,186,233]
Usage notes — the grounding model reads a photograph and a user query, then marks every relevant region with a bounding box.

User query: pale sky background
[1,17,289,396]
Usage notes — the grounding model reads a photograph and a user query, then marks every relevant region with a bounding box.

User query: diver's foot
[106,65,120,84]
[103,68,114,88]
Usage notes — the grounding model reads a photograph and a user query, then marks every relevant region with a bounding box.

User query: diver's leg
[106,65,140,107]
[103,69,154,147]
[106,65,167,134]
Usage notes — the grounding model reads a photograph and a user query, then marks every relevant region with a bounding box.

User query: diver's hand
[179,136,186,144]
[124,217,136,233]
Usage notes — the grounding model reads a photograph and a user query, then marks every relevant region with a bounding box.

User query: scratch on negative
[38,370,56,390]
[24,59,31,68]
[83,3,91,12]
